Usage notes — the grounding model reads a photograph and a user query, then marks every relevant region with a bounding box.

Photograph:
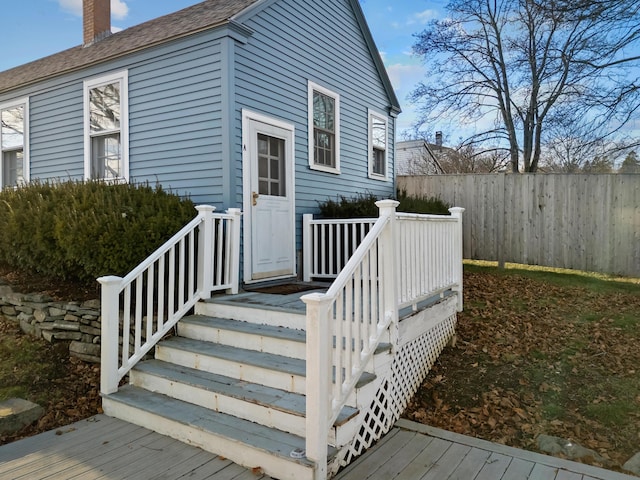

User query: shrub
[0,180,195,285]
[318,190,450,218]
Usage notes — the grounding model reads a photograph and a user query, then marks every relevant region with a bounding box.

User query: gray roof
[0,0,259,95]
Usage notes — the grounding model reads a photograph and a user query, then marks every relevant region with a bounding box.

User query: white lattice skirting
[330,304,458,476]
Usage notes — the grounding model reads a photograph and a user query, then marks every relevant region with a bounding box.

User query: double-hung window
[84,71,128,181]
[368,109,388,180]
[0,99,28,189]
[308,81,340,173]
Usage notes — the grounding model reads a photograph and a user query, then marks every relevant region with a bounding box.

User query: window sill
[309,164,341,175]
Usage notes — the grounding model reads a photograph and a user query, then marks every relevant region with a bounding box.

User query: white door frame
[242,109,296,283]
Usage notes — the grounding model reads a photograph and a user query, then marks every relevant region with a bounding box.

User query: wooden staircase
[102,295,384,480]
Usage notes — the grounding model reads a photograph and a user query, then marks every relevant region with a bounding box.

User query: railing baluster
[122,284,131,367]
[157,255,165,331]
[168,246,176,319]
[134,275,143,353]
[146,264,154,343]
[179,237,185,308]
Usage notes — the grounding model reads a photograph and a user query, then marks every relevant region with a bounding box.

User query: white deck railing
[302,202,463,480]
[302,216,376,280]
[98,205,241,395]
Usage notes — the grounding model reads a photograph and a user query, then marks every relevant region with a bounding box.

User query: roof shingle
[0,0,258,95]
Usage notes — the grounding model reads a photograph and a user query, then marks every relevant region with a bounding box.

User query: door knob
[252,191,259,206]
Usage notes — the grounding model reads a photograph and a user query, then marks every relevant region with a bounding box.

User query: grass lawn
[405,262,640,472]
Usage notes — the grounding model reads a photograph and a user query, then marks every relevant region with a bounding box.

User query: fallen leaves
[404,268,640,471]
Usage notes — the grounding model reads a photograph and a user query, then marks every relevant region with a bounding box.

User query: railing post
[301,292,332,480]
[226,208,242,294]
[449,207,465,312]
[303,213,313,282]
[375,200,400,347]
[196,205,216,300]
[98,275,123,395]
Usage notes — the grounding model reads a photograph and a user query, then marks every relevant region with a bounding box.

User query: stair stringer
[327,296,459,477]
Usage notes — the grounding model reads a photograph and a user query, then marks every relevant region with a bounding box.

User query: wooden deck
[1,415,636,480]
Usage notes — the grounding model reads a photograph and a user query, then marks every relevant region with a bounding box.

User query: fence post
[98,275,123,395]
[226,208,242,294]
[196,205,216,300]
[303,214,313,282]
[301,292,332,480]
[375,200,400,346]
[449,207,465,312]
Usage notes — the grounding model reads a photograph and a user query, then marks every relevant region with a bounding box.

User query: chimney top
[435,131,443,147]
[83,0,111,47]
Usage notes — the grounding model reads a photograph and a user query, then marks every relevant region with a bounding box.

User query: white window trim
[0,97,29,191]
[83,70,129,182]
[368,108,389,181]
[308,80,340,174]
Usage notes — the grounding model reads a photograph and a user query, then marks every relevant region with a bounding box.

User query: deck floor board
[1,415,636,480]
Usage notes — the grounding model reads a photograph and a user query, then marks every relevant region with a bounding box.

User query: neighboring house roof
[0,0,401,114]
[396,140,445,175]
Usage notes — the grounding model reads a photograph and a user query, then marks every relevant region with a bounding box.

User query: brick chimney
[83,0,111,46]
[435,131,443,147]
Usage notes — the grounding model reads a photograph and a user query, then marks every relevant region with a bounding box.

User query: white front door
[242,111,296,282]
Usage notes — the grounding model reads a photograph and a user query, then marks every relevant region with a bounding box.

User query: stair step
[156,336,308,394]
[102,385,332,480]
[178,315,306,359]
[131,359,359,436]
[156,336,377,397]
[196,294,307,330]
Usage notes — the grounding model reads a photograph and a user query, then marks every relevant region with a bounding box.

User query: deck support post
[226,208,242,294]
[376,200,400,348]
[449,207,465,312]
[196,205,216,299]
[98,275,123,395]
[301,292,332,480]
[302,213,313,282]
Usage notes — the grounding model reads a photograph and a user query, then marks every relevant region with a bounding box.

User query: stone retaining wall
[0,282,102,363]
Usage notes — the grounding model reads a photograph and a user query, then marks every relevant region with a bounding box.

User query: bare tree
[410,0,640,173]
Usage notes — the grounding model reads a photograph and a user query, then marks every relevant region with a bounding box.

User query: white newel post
[98,275,123,395]
[226,208,242,294]
[301,292,332,480]
[196,205,216,299]
[449,207,465,312]
[302,214,313,282]
[375,200,400,347]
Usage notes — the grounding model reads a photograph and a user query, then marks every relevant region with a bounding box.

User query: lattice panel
[330,313,457,474]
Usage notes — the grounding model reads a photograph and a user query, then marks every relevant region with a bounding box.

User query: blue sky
[0,0,442,135]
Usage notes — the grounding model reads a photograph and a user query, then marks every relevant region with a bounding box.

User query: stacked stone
[0,282,102,363]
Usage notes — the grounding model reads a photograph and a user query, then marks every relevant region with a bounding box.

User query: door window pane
[257,133,285,197]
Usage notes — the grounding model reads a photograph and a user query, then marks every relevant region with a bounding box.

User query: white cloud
[386,62,427,95]
[407,9,438,26]
[111,0,129,20]
[58,0,129,20]
[59,0,82,16]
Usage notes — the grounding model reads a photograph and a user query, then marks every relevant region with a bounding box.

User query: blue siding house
[0,0,400,284]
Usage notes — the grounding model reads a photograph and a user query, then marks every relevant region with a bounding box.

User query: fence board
[398,174,640,277]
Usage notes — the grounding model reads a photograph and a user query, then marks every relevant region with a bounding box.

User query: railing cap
[449,207,465,216]
[195,205,217,214]
[375,199,400,209]
[97,275,123,285]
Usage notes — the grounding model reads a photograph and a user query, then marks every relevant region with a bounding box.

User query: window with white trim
[368,109,388,179]
[0,99,28,189]
[84,71,128,181]
[308,81,340,173]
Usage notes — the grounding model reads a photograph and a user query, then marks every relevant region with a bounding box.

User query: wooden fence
[398,174,640,277]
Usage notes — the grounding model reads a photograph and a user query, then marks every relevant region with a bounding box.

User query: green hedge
[318,191,450,218]
[0,180,195,284]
